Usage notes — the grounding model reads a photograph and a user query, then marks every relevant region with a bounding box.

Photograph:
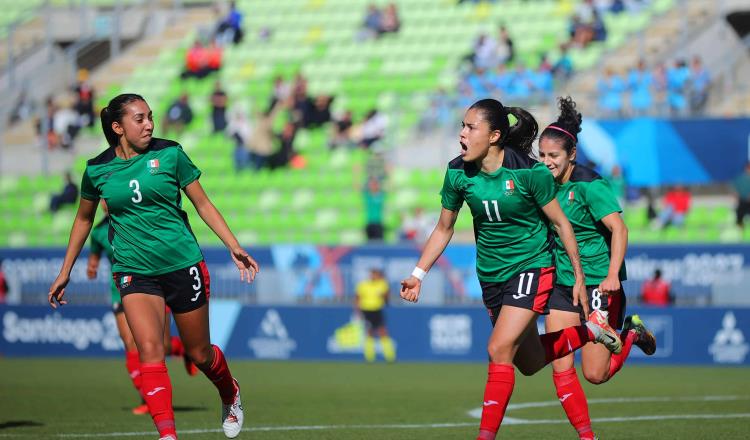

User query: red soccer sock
[201,345,237,405]
[170,336,185,357]
[477,363,515,440]
[553,367,594,439]
[140,361,176,438]
[125,350,143,396]
[608,329,637,378]
[541,325,592,364]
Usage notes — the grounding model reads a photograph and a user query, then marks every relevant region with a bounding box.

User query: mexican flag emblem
[147,159,160,174]
[504,179,515,195]
[568,191,575,205]
[120,275,132,288]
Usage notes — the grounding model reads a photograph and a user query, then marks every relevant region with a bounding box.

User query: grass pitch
[0,359,748,439]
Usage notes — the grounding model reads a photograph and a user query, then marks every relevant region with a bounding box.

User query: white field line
[0,395,741,438]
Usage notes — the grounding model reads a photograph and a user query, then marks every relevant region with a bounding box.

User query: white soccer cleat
[222,379,244,438]
[158,436,177,440]
[586,309,622,354]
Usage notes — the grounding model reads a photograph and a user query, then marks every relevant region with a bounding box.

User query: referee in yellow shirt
[355,268,396,362]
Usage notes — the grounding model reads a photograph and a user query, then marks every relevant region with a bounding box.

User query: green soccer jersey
[441,148,556,283]
[80,138,204,276]
[554,165,627,286]
[89,216,119,304]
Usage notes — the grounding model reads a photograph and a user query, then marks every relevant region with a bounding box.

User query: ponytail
[503,107,538,156]
[540,96,582,155]
[469,99,538,156]
[100,93,145,147]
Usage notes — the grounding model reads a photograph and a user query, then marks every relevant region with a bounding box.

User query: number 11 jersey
[440,148,556,283]
[80,138,204,276]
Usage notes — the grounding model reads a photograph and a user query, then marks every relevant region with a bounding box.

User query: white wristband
[411,267,427,281]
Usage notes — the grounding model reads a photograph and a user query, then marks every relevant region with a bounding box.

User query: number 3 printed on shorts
[591,288,602,311]
[189,266,202,302]
[129,179,142,203]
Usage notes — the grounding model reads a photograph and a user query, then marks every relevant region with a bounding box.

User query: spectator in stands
[689,56,710,115]
[598,68,626,118]
[399,207,435,244]
[268,122,298,170]
[355,268,396,362]
[608,165,627,208]
[363,176,385,241]
[732,162,750,229]
[163,94,193,136]
[205,41,224,74]
[41,98,81,151]
[667,59,690,116]
[50,172,78,213]
[358,4,382,41]
[358,109,388,148]
[418,88,454,133]
[73,69,96,128]
[654,185,691,229]
[495,26,514,66]
[267,75,291,114]
[470,33,498,70]
[0,259,7,304]
[215,1,244,45]
[211,81,228,133]
[227,105,253,171]
[305,95,333,128]
[628,59,653,116]
[329,110,355,149]
[246,102,282,170]
[640,269,673,306]
[181,41,210,80]
[652,62,669,115]
[379,3,401,35]
[552,45,574,80]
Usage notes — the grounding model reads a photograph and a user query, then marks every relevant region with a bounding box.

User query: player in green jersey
[539,97,657,440]
[399,99,622,440]
[49,94,259,440]
[87,200,197,416]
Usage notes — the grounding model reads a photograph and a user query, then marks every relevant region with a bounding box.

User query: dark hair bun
[554,96,582,137]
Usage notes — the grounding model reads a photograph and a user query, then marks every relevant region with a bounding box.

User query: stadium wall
[2,244,749,305]
[1,303,748,366]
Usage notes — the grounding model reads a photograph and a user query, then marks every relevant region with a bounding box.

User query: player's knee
[487,339,513,363]
[187,344,213,368]
[137,340,165,362]
[582,367,609,384]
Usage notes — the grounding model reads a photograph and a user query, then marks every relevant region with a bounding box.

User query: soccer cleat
[623,314,657,355]
[586,309,622,354]
[132,403,149,415]
[158,436,177,440]
[222,379,244,438]
[183,354,199,377]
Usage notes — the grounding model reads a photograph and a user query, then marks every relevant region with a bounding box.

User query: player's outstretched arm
[49,198,98,308]
[184,180,259,282]
[542,198,589,316]
[598,212,628,295]
[400,208,457,303]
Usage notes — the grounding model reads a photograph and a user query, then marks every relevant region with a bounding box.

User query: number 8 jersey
[80,138,204,276]
[440,148,557,283]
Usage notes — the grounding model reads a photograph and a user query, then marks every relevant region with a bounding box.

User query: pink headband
[546,125,577,142]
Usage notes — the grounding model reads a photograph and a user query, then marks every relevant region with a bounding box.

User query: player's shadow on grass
[0,421,44,430]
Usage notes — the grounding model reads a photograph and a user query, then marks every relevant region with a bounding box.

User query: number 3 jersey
[440,148,556,283]
[80,138,204,276]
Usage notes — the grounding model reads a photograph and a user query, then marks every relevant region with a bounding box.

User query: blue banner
[2,304,749,366]
[579,118,750,186]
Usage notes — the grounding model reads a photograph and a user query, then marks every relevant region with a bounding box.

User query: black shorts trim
[549,285,627,329]
[113,260,211,314]
[482,266,556,326]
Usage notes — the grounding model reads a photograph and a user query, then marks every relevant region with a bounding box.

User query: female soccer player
[49,93,259,440]
[539,96,656,440]
[86,201,197,416]
[400,99,622,440]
